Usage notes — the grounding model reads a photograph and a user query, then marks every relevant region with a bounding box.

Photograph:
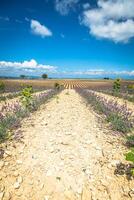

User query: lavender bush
[0,92,20,102]
[98,89,134,103]
[0,89,58,142]
[76,89,134,133]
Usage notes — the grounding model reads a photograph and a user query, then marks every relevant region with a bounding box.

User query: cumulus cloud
[31,19,52,38]
[81,0,134,43]
[54,69,134,77]
[0,59,133,77]
[0,59,57,72]
[71,69,134,76]
[55,0,79,15]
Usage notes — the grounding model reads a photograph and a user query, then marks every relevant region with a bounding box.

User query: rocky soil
[0,89,134,200]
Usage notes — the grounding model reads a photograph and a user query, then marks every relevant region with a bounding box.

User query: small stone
[0,184,5,192]
[95,147,102,151]
[40,183,44,189]
[14,182,20,189]
[32,155,37,159]
[4,192,12,200]
[4,150,12,156]
[4,162,9,166]
[100,180,108,187]
[0,161,4,170]
[46,170,52,176]
[13,171,19,177]
[0,192,4,200]
[17,176,23,184]
[49,148,55,153]
[110,160,121,167]
[19,149,24,154]
[107,164,112,169]
[16,160,22,165]
[44,195,49,200]
[29,180,34,185]
[129,189,134,198]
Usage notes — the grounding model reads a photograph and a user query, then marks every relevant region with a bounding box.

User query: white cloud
[61,69,134,76]
[81,0,134,43]
[0,59,57,72]
[30,19,52,38]
[55,0,79,15]
[0,59,133,77]
[74,70,134,76]
[0,16,9,21]
[83,3,90,10]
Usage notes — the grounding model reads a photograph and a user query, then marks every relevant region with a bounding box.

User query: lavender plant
[98,89,134,103]
[0,89,58,142]
[0,92,20,102]
[76,89,134,133]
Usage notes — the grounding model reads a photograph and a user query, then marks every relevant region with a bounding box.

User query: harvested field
[1,79,134,91]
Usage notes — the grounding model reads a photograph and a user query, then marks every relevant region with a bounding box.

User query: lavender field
[0,79,134,200]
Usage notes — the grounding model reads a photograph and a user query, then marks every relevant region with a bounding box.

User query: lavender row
[98,90,134,103]
[76,89,134,133]
[0,90,52,117]
[0,89,57,142]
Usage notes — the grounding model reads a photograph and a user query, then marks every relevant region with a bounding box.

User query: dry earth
[0,89,134,200]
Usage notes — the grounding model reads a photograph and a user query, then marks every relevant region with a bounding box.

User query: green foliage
[125,132,134,177]
[20,86,33,109]
[127,135,134,141]
[42,73,48,79]
[20,74,26,79]
[127,84,134,95]
[0,125,7,143]
[107,113,131,133]
[127,84,134,90]
[126,135,134,148]
[0,81,5,93]
[125,149,134,176]
[54,82,60,90]
[126,149,134,163]
[113,78,121,94]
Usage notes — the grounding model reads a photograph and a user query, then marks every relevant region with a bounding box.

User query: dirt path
[0,90,134,200]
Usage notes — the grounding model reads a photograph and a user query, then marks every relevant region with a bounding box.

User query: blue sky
[0,0,134,78]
